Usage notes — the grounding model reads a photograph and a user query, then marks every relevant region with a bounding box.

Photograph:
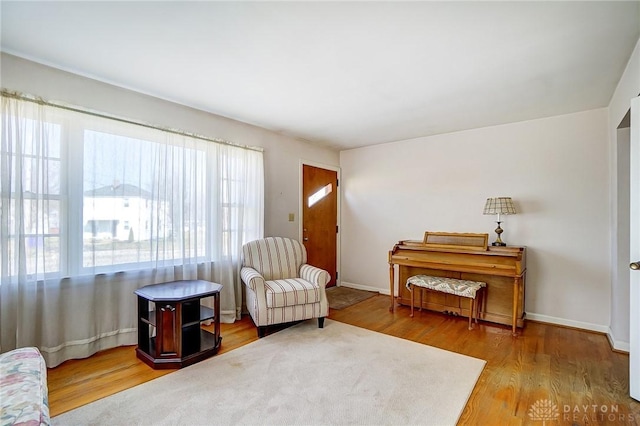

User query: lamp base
[492,221,506,246]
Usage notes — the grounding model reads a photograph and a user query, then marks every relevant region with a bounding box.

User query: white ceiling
[1,1,639,151]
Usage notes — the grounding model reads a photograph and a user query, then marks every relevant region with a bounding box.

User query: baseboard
[606,327,630,353]
[526,313,631,352]
[339,281,386,294]
[339,284,631,352]
[526,312,609,333]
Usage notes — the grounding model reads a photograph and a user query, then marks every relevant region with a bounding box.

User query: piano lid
[391,231,524,259]
[422,231,488,252]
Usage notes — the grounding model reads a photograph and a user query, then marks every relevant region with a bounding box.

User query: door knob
[303,237,309,241]
[631,261,640,270]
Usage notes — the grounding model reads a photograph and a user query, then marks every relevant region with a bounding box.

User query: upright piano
[388,232,526,334]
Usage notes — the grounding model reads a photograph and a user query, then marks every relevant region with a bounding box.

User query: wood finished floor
[48,294,640,425]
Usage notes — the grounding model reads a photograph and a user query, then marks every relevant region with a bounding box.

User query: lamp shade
[483,197,516,215]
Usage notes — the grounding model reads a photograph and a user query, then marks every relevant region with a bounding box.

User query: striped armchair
[241,237,330,337]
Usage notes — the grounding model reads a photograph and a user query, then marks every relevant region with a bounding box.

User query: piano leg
[389,263,395,312]
[512,279,519,336]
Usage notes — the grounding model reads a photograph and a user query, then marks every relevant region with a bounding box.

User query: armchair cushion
[265,278,321,308]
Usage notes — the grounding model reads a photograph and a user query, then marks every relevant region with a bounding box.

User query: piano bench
[406,275,486,330]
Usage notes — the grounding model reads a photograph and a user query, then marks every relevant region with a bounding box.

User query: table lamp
[483,197,516,246]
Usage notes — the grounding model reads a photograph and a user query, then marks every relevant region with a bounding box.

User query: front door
[302,164,338,287]
[630,96,640,401]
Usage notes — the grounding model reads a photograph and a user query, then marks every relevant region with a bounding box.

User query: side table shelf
[135,280,223,369]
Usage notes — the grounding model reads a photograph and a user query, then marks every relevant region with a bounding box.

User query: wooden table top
[134,280,222,302]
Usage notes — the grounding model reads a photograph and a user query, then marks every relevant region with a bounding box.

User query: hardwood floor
[48,295,640,424]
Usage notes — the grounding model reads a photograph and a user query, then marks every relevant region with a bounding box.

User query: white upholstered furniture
[241,237,330,337]
[0,347,50,425]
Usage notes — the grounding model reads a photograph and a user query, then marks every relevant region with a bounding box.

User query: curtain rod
[1,89,264,153]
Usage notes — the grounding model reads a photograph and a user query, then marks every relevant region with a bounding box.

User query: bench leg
[477,288,485,324]
[474,296,478,325]
[410,284,414,317]
[468,298,474,330]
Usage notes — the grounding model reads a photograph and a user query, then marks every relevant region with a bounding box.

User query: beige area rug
[53,320,485,426]
[326,286,378,310]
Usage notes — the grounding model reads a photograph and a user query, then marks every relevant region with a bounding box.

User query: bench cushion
[406,275,486,299]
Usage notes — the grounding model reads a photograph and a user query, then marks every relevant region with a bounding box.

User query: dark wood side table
[134,280,222,369]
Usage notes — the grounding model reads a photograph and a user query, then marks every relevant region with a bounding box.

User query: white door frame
[299,160,341,286]
[630,95,639,401]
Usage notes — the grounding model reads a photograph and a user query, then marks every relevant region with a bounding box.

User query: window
[81,129,210,269]
[2,114,63,277]
[308,183,333,207]
[1,94,264,279]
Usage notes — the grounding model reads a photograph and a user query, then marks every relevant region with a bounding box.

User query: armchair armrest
[300,264,330,287]
[241,267,266,292]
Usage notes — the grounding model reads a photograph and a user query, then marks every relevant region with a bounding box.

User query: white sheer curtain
[0,93,264,367]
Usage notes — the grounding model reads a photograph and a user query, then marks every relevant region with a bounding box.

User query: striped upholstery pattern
[242,237,306,281]
[241,237,329,330]
[265,278,320,308]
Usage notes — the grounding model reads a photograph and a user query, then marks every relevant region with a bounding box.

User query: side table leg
[214,292,222,350]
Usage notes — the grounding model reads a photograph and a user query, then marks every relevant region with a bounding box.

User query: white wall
[608,37,640,351]
[340,109,610,331]
[4,48,635,338]
[0,53,340,239]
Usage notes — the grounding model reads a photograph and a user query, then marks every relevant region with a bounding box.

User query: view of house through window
[2,94,264,279]
[82,129,207,269]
